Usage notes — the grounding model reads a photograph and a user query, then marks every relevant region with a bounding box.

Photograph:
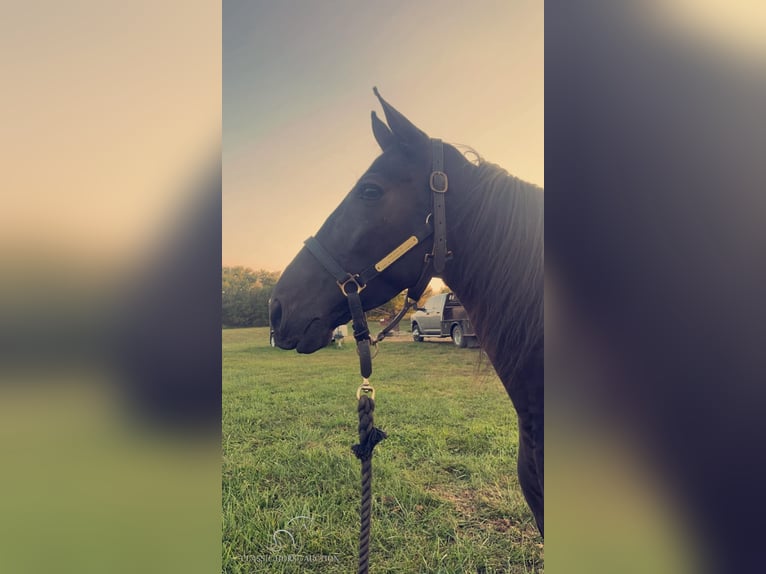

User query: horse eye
[359,185,383,200]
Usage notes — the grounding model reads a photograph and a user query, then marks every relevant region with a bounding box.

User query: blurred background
[0,1,221,573]
[546,1,765,573]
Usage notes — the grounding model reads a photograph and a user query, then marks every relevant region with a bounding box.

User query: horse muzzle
[269,297,334,353]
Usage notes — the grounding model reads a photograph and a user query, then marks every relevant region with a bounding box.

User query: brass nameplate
[374,236,419,272]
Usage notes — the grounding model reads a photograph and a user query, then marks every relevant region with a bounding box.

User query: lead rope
[352,385,386,574]
[348,269,434,571]
[345,287,387,574]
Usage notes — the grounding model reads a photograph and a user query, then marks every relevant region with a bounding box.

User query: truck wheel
[452,324,467,348]
[412,324,424,342]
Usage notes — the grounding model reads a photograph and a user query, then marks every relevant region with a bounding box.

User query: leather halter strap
[429,138,450,274]
[304,222,433,298]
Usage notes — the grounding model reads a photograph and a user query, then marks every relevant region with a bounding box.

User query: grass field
[223,327,543,573]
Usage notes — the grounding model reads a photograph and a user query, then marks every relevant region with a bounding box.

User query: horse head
[270,89,445,353]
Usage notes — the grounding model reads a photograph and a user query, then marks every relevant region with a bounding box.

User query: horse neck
[441,160,544,386]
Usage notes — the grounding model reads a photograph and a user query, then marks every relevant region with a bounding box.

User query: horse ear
[371,111,396,151]
[373,87,428,148]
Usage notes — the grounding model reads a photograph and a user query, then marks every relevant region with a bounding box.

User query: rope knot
[351,427,387,460]
[351,395,387,460]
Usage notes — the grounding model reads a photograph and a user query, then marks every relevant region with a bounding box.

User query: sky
[223,0,543,271]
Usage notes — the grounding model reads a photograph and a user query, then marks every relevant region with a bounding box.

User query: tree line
[222,267,280,327]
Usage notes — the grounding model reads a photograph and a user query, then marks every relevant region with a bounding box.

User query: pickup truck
[410,293,478,348]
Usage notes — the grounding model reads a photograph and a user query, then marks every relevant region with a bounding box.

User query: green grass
[223,327,543,573]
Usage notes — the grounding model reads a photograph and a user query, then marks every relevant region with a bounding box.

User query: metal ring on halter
[337,274,366,296]
[356,379,375,400]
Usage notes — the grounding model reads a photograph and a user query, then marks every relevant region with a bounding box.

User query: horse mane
[449,150,544,386]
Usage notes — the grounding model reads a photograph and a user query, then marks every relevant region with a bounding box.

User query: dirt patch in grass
[425,484,544,572]
[427,485,479,517]
[426,484,540,537]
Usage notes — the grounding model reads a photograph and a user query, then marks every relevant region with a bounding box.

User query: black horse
[270,89,544,535]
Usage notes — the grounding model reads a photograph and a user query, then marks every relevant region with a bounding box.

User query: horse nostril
[270,298,283,332]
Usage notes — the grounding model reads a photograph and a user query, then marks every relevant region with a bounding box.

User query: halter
[303,138,451,377]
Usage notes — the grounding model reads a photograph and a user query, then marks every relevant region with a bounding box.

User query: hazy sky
[223,0,543,271]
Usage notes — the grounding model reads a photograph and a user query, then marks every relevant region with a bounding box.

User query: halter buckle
[430,171,448,193]
[338,274,366,296]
